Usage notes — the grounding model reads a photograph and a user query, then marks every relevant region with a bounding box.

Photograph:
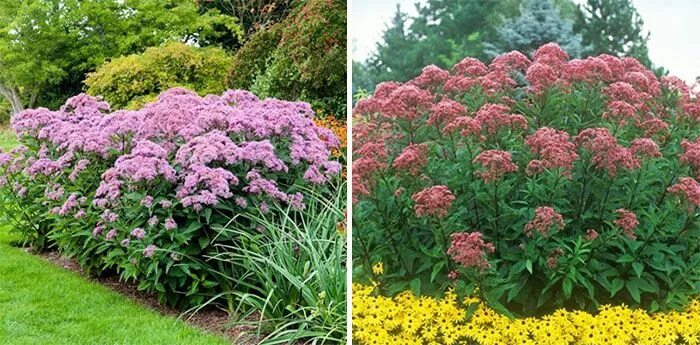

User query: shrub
[1,88,341,308]
[353,43,700,316]
[227,0,347,117]
[227,26,282,91]
[85,42,232,109]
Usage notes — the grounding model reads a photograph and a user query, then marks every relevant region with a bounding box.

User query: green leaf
[525,259,533,274]
[611,278,624,297]
[562,277,573,298]
[410,278,421,295]
[632,262,644,278]
[198,236,210,249]
[430,261,445,283]
[626,280,641,303]
[616,254,635,263]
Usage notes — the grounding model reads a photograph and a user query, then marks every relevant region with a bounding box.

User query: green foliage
[0,0,241,113]
[85,42,232,109]
[197,0,294,40]
[228,27,282,91]
[484,0,585,58]
[206,183,347,344]
[353,46,700,317]
[228,0,347,117]
[362,0,523,91]
[575,0,652,68]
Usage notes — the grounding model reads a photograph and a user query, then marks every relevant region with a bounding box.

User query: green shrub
[227,0,347,117]
[85,42,232,109]
[228,27,282,91]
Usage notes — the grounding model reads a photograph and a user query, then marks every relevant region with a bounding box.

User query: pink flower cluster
[12,88,340,212]
[668,177,700,209]
[524,206,565,237]
[447,231,495,270]
[614,208,639,239]
[525,127,578,177]
[473,150,518,183]
[681,139,700,178]
[411,185,455,218]
[473,103,527,135]
[575,128,640,177]
[392,143,428,175]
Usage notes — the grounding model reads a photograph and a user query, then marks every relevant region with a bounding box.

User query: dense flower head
[524,206,565,236]
[681,139,700,177]
[428,98,465,127]
[565,56,613,83]
[411,185,455,218]
[603,100,638,125]
[525,127,578,176]
[382,84,433,121]
[532,43,569,66]
[16,88,339,212]
[447,231,495,270]
[630,138,661,159]
[489,51,531,72]
[585,229,599,241]
[392,144,429,175]
[454,57,489,77]
[473,150,518,183]
[442,116,482,138]
[526,63,561,92]
[474,103,527,134]
[410,65,450,89]
[668,177,700,208]
[614,208,639,239]
[575,128,638,176]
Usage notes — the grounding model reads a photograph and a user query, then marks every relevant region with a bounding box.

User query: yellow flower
[352,283,700,345]
[372,261,384,275]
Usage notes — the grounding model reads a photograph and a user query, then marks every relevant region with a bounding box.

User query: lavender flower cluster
[10,88,341,213]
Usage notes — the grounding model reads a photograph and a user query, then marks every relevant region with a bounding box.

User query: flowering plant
[1,88,341,307]
[353,43,700,315]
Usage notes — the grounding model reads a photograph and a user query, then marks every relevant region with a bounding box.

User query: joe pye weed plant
[353,42,700,318]
[0,87,345,344]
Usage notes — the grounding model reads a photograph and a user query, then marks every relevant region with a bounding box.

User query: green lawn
[0,227,229,345]
[0,127,17,151]
[0,129,228,345]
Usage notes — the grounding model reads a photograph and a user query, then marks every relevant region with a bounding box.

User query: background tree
[357,0,584,93]
[363,6,420,87]
[484,0,585,58]
[196,0,294,48]
[0,0,240,115]
[227,0,346,117]
[85,42,231,109]
[575,0,652,67]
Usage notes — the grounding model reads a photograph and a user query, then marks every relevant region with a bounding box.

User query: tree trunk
[0,83,24,116]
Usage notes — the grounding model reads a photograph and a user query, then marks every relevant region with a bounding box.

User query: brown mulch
[32,248,265,344]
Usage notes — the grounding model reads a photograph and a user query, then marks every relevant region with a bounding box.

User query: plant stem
[466,142,482,226]
[596,176,615,227]
[575,163,591,222]
[627,161,645,209]
[492,181,500,248]
[436,218,453,272]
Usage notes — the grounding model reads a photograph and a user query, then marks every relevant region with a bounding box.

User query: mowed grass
[0,128,228,345]
[0,229,229,345]
[0,126,17,151]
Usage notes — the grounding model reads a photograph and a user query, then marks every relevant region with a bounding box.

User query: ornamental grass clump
[0,88,341,308]
[353,42,700,316]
